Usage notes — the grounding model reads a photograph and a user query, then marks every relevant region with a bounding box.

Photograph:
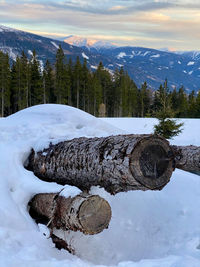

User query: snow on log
[27,134,175,194]
[29,192,111,235]
[172,145,200,175]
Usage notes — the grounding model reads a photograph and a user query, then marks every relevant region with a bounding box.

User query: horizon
[0,24,199,53]
[0,0,200,51]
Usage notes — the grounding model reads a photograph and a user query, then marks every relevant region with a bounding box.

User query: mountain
[98,46,200,92]
[174,50,200,61]
[63,35,117,50]
[0,25,110,68]
[0,25,200,92]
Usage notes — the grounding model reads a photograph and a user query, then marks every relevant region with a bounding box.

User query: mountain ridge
[0,25,200,92]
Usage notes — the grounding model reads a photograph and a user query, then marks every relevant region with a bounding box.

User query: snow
[150,54,160,58]
[0,105,200,267]
[64,35,116,49]
[91,65,97,69]
[51,41,59,50]
[117,52,126,59]
[0,25,19,32]
[82,52,89,60]
[143,51,150,56]
[116,63,124,67]
[28,50,33,56]
[187,61,195,66]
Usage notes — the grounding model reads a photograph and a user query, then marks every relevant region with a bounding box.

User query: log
[27,134,175,194]
[29,192,111,235]
[172,145,200,175]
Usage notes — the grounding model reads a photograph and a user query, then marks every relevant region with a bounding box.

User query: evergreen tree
[138,82,151,117]
[29,50,43,105]
[188,90,196,118]
[195,91,200,118]
[153,80,183,139]
[55,46,70,104]
[95,62,113,116]
[113,68,123,117]
[176,86,188,117]
[92,72,103,116]
[0,52,10,116]
[169,88,179,115]
[80,59,89,111]
[72,56,82,108]
[10,52,29,111]
[43,60,55,103]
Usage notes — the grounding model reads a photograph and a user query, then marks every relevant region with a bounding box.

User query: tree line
[0,46,200,118]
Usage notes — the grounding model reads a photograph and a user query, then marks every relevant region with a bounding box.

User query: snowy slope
[0,104,200,267]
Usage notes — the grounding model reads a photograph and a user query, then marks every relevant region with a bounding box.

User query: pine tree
[73,56,82,108]
[10,52,29,111]
[43,60,55,103]
[29,50,43,105]
[138,82,151,117]
[55,46,70,104]
[154,79,183,139]
[0,52,10,116]
[92,73,103,116]
[195,91,200,118]
[95,62,113,116]
[176,86,188,117]
[188,90,196,118]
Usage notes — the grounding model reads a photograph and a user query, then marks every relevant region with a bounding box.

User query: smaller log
[29,192,111,235]
[172,145,200,175]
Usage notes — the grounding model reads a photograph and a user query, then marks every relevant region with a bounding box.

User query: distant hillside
[0,25,200,92]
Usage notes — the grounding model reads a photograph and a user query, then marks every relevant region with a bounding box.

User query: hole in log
[139,145,169,179]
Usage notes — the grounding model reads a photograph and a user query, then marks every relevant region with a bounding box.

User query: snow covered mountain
[0,25,108,67]
[0,25,200,92]
[63,35,117,50]
[174,50,200,61]
[99,46,200,92]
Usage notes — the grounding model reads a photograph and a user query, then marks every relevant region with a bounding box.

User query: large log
[29,192,111,235]
[27,134,175,194]
[172,145,200,175]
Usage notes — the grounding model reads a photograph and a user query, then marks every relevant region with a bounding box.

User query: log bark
[29,192,111,235]
[172,145,200,175]
[27,134,175,194]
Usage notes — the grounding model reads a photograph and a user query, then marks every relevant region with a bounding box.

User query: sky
[0,0,200,50]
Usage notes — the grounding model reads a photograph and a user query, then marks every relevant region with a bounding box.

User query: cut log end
[78,195,111,235]
[130,136,174,190]
[29,193,111,235]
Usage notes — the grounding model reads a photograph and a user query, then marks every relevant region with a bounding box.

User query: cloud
[0,0,200,50]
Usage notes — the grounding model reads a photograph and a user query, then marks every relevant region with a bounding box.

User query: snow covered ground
[0,104,199,267]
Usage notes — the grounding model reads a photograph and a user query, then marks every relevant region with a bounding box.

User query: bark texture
[172,145,200,175]
[29,192,111,235]
[27,134,175,194]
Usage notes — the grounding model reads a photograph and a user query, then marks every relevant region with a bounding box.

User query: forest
[0,46,200,118]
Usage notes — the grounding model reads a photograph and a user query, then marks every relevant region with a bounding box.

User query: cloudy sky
[0,0,200,50]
